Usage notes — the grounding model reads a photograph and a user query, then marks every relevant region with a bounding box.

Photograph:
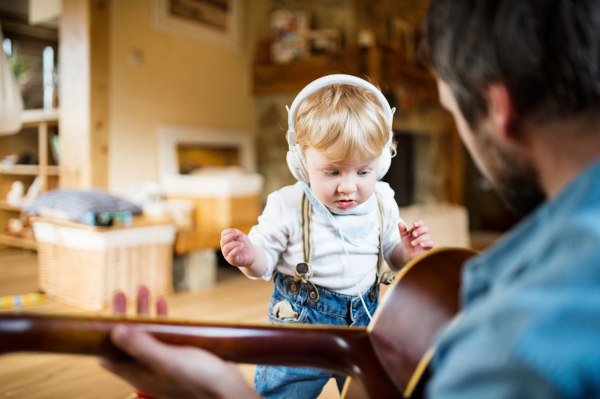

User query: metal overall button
[288,280,300,295]
[307,281,319,303]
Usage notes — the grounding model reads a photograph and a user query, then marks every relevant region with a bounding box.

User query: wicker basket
[33,219,176,310]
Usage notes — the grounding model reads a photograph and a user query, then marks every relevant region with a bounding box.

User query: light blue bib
[301,182,378,242]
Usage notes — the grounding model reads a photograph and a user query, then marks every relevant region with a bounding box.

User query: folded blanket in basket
[25,189,142,222]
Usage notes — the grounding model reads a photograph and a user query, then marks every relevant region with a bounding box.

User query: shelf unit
[0,108,60,250]
[0,165,60,176]
[252,48,437,100]
[253,49,363,95]
[0,200,23,212]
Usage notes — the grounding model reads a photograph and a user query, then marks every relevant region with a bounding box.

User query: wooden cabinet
[0,109,59,249]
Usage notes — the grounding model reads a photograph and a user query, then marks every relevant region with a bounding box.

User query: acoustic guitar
[0,247,476,399]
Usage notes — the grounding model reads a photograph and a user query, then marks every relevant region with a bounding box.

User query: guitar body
[0,247,476,399]
[367,247,476,398]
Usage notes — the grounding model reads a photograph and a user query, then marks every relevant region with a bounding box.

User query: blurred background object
[0,22,24,135]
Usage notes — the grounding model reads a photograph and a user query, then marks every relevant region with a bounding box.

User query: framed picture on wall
[151,0,243,51]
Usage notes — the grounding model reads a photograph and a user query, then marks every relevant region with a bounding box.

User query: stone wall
[255,93,298,203]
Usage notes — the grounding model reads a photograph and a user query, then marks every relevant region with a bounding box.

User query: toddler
[220,75,434,399]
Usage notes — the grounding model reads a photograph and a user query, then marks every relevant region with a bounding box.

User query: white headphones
[286,74,396,183]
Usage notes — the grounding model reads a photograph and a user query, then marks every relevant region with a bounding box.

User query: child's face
[304,147,379,212]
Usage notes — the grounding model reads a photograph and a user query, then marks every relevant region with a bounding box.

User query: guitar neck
[1,313,405,397]
[0,313,369,376]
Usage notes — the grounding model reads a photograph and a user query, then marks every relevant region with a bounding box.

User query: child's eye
[358,171,370,176]
[325,171,339,176]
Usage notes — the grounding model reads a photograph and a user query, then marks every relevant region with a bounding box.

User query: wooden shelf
[253,49,363,95]
[21,108,59,127]
[0,165,59,176]
[252,48,437,97]
[0,233,37,250]
[0,200,22,212]
[0,165,39,175]
[0,108,60,250]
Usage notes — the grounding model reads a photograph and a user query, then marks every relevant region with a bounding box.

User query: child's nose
[338,176,357,194]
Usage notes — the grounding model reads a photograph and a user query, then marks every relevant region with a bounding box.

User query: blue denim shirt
[428,158,600,399]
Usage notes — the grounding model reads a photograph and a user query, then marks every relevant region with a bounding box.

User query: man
[423,1,600,397]
[101,0,600,397]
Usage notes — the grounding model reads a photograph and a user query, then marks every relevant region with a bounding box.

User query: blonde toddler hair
[294,82,393,163]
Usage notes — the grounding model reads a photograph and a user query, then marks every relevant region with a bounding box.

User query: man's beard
[474,124,547,216]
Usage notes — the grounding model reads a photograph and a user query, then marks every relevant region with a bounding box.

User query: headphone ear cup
[286,144,310,183]
[376,147,392,180]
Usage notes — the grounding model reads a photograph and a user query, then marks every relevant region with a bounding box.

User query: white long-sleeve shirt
[248,181,403,295]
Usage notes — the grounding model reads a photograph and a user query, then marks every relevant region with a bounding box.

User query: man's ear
[488,84,517,140]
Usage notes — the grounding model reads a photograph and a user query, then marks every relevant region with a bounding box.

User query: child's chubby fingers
[220,228,239,238]
[411,222,430,238]
[227,245,246,264]
[411,219,425,229]
[398,221,411,237]
[420,239,435,249]
[221,239,245,258]
[411,233,433,247]
[220,229,241,248]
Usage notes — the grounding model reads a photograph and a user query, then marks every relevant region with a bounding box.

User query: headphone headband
[285,74,396,183]
[287,74,395,145]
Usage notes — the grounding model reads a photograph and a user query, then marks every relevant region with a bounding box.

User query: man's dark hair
[423,0,600,127]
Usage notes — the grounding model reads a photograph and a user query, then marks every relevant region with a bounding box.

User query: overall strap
[289,192,319,302]
[375,191,385,279]
[300,191,312,265]
[370,191,396,302]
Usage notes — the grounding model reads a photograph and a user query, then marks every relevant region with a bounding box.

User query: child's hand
[399,220,434,260]
[220,228,256,268]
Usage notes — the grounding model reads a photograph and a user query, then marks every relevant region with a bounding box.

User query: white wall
[108,0,268,191]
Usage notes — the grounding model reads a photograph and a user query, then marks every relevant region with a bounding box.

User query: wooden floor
[0,248,342,399]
